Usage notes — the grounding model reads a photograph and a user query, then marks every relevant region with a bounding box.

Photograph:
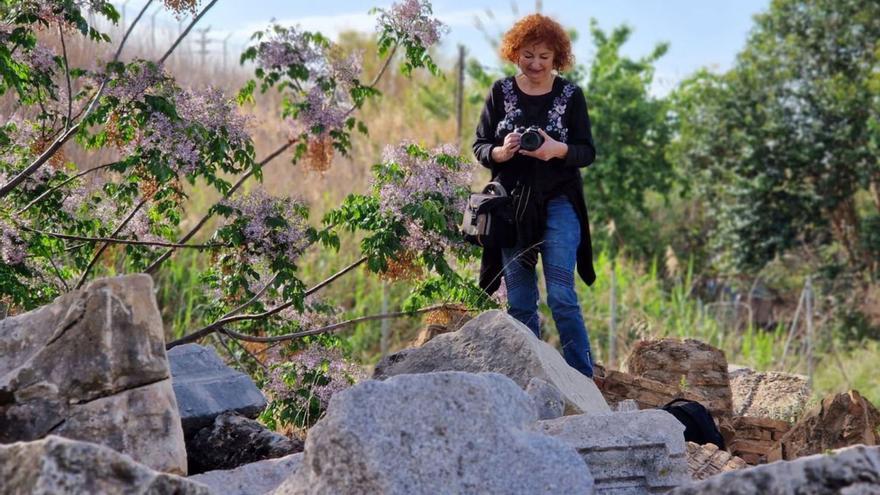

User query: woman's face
[517,41,555,83]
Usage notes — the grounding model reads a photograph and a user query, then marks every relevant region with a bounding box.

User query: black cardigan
[472,75,597,295]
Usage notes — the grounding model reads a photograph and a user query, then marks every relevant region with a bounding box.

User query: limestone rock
[670,445,880,494]
[187,412,303,475]
[768,390,880,462]
[374,310,610,415]
[526,377,566,420]
[0,435,210,494]
[276,372,594,494]
[722,416,790,465]
[728,366,810,422]
[168,343,268,435]
[190,453,302,495]
[686,442,747,480]
[535,409,690,494]
[626,339,733,417]
[0,274,187,474]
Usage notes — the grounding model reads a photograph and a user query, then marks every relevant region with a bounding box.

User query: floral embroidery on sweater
[496,77,577,143]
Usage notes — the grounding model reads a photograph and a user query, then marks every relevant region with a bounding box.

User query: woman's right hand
[492,131,521,163]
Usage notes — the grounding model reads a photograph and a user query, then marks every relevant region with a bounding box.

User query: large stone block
[190,453,302,495]
[767,390,880,462]
[168,343,268,435]
[626,338,733,417]
[594,365,705,410]
[534,409,690,494]
[670,445,880,494]
[722,415,790,465]
[275,372,594,494]
[0,436,210,494]
[0,274,187,474]
[374,310,610,415]
[728,365,810,422]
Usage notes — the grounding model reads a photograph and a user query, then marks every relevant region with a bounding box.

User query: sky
[115,0,771,95]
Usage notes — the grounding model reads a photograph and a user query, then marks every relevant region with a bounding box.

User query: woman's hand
[492,131,521,163]
[518,128,568,161]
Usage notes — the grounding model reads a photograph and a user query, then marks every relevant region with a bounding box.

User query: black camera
[516,126,544,151]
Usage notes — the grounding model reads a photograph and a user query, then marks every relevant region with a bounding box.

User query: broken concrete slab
[534,409,690,494]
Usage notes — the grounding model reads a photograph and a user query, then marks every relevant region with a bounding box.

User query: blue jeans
[501,196,594,377]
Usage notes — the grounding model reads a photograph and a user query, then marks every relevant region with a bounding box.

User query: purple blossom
[264,343,365,412]
[256,27,322,70]
[299,86,347,133]
[376,0,448,47]
[127,112,200,175]
[221,189,310,262]
[175,86,251,147]
[329,50,364,89]
[105,61,169,103]
[373,142,473,251]
[23,43,56,73]
[0,217,27,266]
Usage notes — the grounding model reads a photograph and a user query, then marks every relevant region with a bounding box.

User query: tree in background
[670,0,880,277]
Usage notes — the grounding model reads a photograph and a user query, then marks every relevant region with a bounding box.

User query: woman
[472,13,597,378]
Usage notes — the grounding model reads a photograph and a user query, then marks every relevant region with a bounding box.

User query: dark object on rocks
[768,390,880,462]
[168,343,268,436]
[186,412,303,475]
[686,442,747,481]
[626,338,734,417]
[0,435,210,494]
[0,274,187,474]
[662,399,726,450]
[670,445,880,494]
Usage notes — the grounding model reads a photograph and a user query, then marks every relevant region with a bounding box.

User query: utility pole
[805,275,814,389]
[609,259,617,368]
[222,33,233,71]
[150,6,162,53]
[195,26,212,68]
[455,44,465,146]
[120,0,130,32]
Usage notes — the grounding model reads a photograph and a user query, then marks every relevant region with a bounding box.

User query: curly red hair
[500,14,574,72]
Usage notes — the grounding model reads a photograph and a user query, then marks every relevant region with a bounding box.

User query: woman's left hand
[518,128,568,161]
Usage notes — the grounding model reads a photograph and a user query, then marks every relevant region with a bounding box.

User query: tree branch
[58,22,73,130]
[21,226,227,249]
[166,255,368,347]
[0,0,153,199]
[159,0,219,65]
[168,302,472,349]
[15,162,115,215]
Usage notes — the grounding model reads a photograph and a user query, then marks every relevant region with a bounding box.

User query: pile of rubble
[1,274,878,494]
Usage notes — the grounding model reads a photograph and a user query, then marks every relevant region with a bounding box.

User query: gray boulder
[168,343,268,435]
[527,377,566,420]
[190,453,302,495]
[0,274,187,474]
[374,310,610,415]
[670,444,880,494]
[0,435,210,494]
[187,412,303,474]
[275,372,594,494]
[535,409,691,494]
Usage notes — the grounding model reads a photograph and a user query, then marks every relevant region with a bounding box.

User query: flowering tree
[1,0,499,370]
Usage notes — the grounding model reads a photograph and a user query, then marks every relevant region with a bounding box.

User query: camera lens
[520,129,543,151]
